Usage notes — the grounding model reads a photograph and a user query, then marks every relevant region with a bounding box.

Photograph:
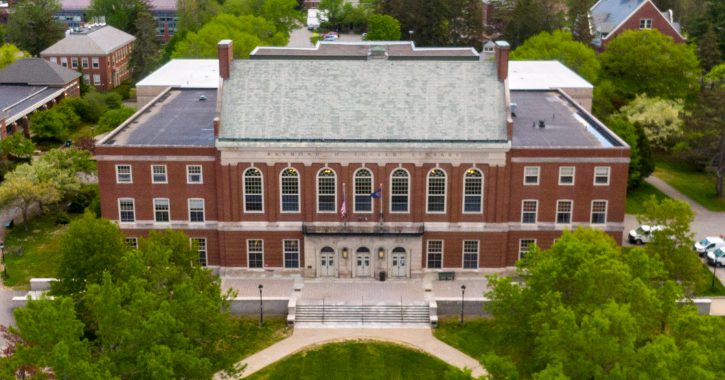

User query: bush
[113,80,132,100]
[83,91,107,122]
[51,210,71,225]
[98,106,136,133]
[30,109,69,141]
[0,133,35,158]
[53,100,82,130]
[103,92,123,110]
[88,195,101,218]
[58,97,90,122]
[68,185,99,214]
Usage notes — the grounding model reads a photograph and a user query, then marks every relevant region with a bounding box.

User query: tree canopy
[365,14,401,41]
[221,0,302,37]
[0,44,29,72]
[510,30,600,83]
[0,133,35,159]
[618,94,684,150]
[6,0,64,56]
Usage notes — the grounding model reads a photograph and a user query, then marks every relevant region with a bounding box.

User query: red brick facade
[598,1,686,52]
[42,44,133,91]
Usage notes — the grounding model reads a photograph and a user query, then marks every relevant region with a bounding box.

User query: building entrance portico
[320,247,336,277]
[355,247,372,277]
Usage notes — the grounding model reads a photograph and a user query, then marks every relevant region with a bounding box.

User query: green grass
[246,340,462,380]
[68,124,97,143]
[694,262,725,297]
[434,316,519,364]
[228,316,292,361]
[2,213,83,289]
[654,158,725,211]
[625,181,672,214]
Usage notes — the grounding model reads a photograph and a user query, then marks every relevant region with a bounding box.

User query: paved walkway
[215,327,486,379]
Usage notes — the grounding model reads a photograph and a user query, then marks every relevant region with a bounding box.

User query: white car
[323,35,338,41]
[707,248,725,267]
[693,237,725,257]
[628,225,665,245]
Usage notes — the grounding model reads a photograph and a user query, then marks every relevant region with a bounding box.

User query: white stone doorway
[319,247,336,277]
[391,247,407,277]
[355,247,372,277]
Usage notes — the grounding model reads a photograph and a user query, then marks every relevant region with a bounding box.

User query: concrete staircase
[296,304,430,324]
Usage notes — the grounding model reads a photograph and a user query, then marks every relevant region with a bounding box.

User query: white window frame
[558,167,575,186]
[49,57,57,64]
[353,168,374,214]
[82,57,89,68]
[153,198,170,223]
[92,57,99,68]
[243,167,264,213]
[190,238,207,266]
[556,200,573,225]
[389,168,410,214]
[71,57,78,68]
[279,167,300,213]
[524,166,540,185]
[521,199,538,224]
[426,168,447,214]
[462,168,484,214]
[60,57,68,67]
[316,167,337,213]
[151,165,168,184]
[115,164,132,183]
[427,240,444,269]
[594,167,610,186]
[283,239,300,268]
[83,74,90,84]
[640,18,653,29]
[93,74,101,85]
[188,198,205,223]
[462,240,479,269]
[519,239,537,260]
[591,200,608,224]
[125,237,137,249]
[118,198,135,223]
[247,239,264,268]
[186,165,203,184]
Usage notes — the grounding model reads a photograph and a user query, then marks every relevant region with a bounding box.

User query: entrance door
[356,247,371,277]
[392,247,406,277]
[320,247,335,277]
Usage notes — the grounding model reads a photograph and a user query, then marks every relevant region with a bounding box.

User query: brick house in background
[0,58,80,140]
[590,0,686,52]
[40,25,135,91]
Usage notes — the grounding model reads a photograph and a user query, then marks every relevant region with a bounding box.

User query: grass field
[695,262,725,297]
[245,340,462,380]
[2,213,83,289]
[625,181,672,214]
[654,159,725,212]
[229,316,292,361]
[434,316,519,365]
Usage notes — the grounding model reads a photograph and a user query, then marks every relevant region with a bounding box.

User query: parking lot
[288,28,363,47]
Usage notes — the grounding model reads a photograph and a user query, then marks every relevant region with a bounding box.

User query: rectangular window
[92,57,99,68]
[60,57,68,67]
[119,199,135,222]
[191,238,207,266]
[82,57,89,68]
[154,199,170,223]
[519,239,536,260]
[594,167,610,185]
[427,240,443,269]
[189,199,205,223]
[125,237,137,249]
[151,165,167,183]
[93,74,101,85]
[640,19,652,29]
[248,239,263,268]
[49,57,57,64]
[284,240,299,268]
[390,169,409,213]
[187,165,202,183]
[83,74,90,84]
[281,169,300,212]
[463,240,479,269]
[524,167,540,185]
[522,200,538,223]
[556,200,573,224]
[317,171,336,212]
[116,165,132,183]
[71,57,78,68]
[591,200,607,224]
[559,167,575,185]
[244,169,264,212]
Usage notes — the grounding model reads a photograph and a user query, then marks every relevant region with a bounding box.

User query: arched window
[280,168,300,212]
[390,168,409,213]
[427,169,446,213]
[392,247,406,254]
[354,168,373,213]
[243,168,263,212]
[463,169,483,213]
[317,168,336,212]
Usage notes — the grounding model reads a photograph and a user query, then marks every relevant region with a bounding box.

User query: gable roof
[590,0,685,43]
[40,25,135,56]
[0,58,81,86]
[60,0,176,11]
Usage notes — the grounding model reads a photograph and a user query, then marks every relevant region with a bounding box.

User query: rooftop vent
[539,120,545,128]
[199,94,207,101]
[510,102,517,117]
[367,45,388,61]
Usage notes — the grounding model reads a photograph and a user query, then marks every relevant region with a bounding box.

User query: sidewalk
[215,327,486,379]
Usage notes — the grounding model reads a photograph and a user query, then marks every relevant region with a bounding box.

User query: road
[288,28,363,47]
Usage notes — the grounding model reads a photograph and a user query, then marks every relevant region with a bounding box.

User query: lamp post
[91,126,94,137]
[712,263,719,291]
[409,30,414,41]
[258,284,264,326]
[460,285,466,326]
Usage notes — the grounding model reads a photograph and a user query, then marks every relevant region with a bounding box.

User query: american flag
[340,192,346,217]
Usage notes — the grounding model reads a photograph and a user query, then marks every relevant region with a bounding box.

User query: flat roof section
[104,89,216,147]
[251,41,479,61]
[511,91,622,148]
[136,59,220,89]
[508,61,593,91]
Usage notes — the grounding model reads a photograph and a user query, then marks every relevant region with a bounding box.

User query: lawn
[2,213,82,290]
[434,316,517,364]
[625,181,671,214]
[68,124,97,143]
[654,159,725,212]
[228,316,292,361]
[246,340,462,380]
[695,262,725,297]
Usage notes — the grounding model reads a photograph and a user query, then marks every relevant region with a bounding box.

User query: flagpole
[379,182,383,226]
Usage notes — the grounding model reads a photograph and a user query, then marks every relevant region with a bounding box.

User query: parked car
[693,237,725,257]
[362,32,367,40]
[707,248,725,267]
[323,34,338,41]
[628,225,665,245]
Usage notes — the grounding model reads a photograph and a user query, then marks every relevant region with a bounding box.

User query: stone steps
[296,305,430,323]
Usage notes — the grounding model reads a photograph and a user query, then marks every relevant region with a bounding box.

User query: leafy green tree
[31,159,82,210]
[501,0,566,48]
[0,163,61,231]
[697,24,723,73]
[510,30,599,83]
[88,0,148,33]
[599,30,701,100]
[607,118,642,189]
[343,3,372,32]
[366,14,401,41]
[705,62,725,84]
[82,91,108,122]
[103,91,123,110]
[40,147,96,175]
[619,94,684,150]
[318,0,345,30]
[29,108,69,141]
[128,11,161,82]
[634,121,655,183]
[568,0,593,45]
[222,0,302,37]
[162,30,187,63]
[0,133,34,159]
[54,99,83,130]
[77,66,92,96]
[689,0,725,60]
[177,0,222,33]
[59,96,90,122]
[172,14,288,59]
[98,106,136,133]
[6,0,65,56]
[0,44,29,71]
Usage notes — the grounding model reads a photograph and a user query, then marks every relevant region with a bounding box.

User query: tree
[568,0,593,45]
[0,133,34,159]
[318,0,345,30]
[83,91,108,122]
[706,62,725,84]
[31,159,82,209]
[510,30,600,83]
[697,24,723,73]
[88,0,149,33]
[0,163,60,231]
[221,0,302,38]
[501,0,566,48]
[98,106,136,133]
[366,14,401,41]
[177,0,221,33]
[29,108,69,141]
[6,0,65,56]
[0,44,29,71]
[607,118,642,189]
[599,30,701,100]
[77,66,92,96]
[128,11,161,83]
[343,3,372,33]
[59,96,90,122]
[689,0,725,61]
[54,98,83,130]
[618,94,684,150]
[39,147,96,175]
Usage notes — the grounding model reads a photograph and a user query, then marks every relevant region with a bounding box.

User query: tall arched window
[317,168,336,212]
[354,168,373,213]
[280,168,300,212]
[243,168,263,212]
[390,168,409,213]
[463,169,483,213]
[427,169,446,213]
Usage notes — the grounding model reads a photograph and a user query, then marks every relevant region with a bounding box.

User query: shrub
[82,91,107,122]
[0,133,35,158]
[98,106,136,133]
[53,100,82,130]
[88,195,101,218]
[103,92,123,110]
[58,97,90,122]
[113,80,132,100]
[30,109,69,141]
[51,210,71,225]
[68,185,99,214]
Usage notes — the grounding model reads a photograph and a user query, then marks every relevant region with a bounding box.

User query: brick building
[591,0,686,52]
[96,41,629,279]
[40,25,134,91]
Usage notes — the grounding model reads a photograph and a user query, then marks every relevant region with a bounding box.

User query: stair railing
[322,296,325,324]
[400,296,403,323]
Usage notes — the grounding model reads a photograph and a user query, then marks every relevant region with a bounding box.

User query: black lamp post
[259,284,264,326]
[409,30,414,41]
[712,263,719,290]
[91,126,94,137]
[460,285,466,326]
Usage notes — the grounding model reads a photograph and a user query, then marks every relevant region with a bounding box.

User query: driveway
[0,278,27,349]
[288,28,364,47]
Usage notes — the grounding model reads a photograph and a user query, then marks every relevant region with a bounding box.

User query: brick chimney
[218,40,233,80]
[494,41,510,82]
